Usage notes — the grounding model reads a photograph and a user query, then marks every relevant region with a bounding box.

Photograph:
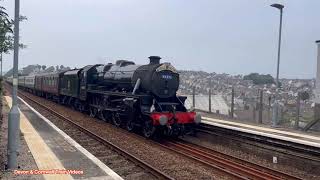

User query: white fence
[184,94,230,115]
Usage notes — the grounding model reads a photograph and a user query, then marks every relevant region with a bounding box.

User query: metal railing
[180,86,318,131]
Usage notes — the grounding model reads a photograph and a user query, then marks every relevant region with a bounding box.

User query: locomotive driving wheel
[112,112,122,127]
[143,119,155,138]
[100,110,110,122]
[126,120,135,132]
[126,108,135,132]
[89,106,98,117]
[78,104,85,113]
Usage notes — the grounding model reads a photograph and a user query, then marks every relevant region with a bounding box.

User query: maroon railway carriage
[42,73,59,96]
[34,75,43,96]
[34,72,64,100]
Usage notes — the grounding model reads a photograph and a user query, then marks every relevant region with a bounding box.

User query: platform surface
[5,96,123,180]
[202,116,320,148]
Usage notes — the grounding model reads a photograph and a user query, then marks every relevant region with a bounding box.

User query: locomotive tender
[11,56,201,137]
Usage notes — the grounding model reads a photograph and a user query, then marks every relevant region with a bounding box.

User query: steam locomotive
[10,56,201,138]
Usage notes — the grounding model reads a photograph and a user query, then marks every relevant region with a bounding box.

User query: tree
[0,5,13,77]
[243,73,275,85]
[21,65,38,75]
[300,91,310,101]
[43,66,54,73]
[0,6,13,54]
[0,5,27,53]
[0,3,27,77]
[42,65,46,70]
[5,64,40,77]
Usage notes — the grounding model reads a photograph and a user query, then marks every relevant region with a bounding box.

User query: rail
[14,86,173,180]
[158,140,301,180]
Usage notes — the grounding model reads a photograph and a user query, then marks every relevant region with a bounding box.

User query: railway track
[159,139,301,180]
[6,84,303,179]
[12,87,173,180]
[198,123,320,162]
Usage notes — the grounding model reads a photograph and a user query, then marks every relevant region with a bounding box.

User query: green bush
[243,73,275,85]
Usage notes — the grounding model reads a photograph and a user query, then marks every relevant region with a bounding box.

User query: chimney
[316,40,320,103]
[149,56,161,64]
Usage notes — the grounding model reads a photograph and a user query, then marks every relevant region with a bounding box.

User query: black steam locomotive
[14,56,201,138]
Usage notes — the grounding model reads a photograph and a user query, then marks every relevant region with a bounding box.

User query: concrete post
[7,0,21,169]
[313,104,320,129]
[208,79,211,113]
[272,100,279,126]
[279,105,283,124]
[268,96,271,122]
[230,87,234,118]
[295,93,300,129]
[192,86,195,108]
[258,90,263,124]
[253,105,256,122]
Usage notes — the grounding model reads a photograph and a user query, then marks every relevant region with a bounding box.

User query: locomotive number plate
[162,75,173,79]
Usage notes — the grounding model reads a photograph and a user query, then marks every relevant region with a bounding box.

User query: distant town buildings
[178,70,314,113]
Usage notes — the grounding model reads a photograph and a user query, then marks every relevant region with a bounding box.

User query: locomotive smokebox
[149,56,161,64]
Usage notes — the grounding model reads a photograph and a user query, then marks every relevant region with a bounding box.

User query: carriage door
[79,71,87,101]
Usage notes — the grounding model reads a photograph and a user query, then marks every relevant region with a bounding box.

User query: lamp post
[7,0,21,169]
[270,3,284,127]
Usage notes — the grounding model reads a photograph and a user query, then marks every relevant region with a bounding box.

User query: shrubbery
[243,73,275,85]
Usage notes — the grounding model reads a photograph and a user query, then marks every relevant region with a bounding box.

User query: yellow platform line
[5,96,73,180]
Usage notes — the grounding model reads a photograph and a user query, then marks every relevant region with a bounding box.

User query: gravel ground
[182,131,319,180]
[197,110,320,179]
[16,90,231,180]
[0,96,44,180]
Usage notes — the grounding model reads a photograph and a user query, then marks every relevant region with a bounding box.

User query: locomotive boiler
[96,56,179,98]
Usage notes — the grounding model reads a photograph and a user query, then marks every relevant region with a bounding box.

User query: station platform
[4,96,123,180]
[202,116,320,148]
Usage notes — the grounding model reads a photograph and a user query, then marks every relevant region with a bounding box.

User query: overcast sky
[2,0,319,78]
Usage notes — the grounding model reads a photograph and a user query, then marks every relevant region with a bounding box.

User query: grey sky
[2,0,319,78]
